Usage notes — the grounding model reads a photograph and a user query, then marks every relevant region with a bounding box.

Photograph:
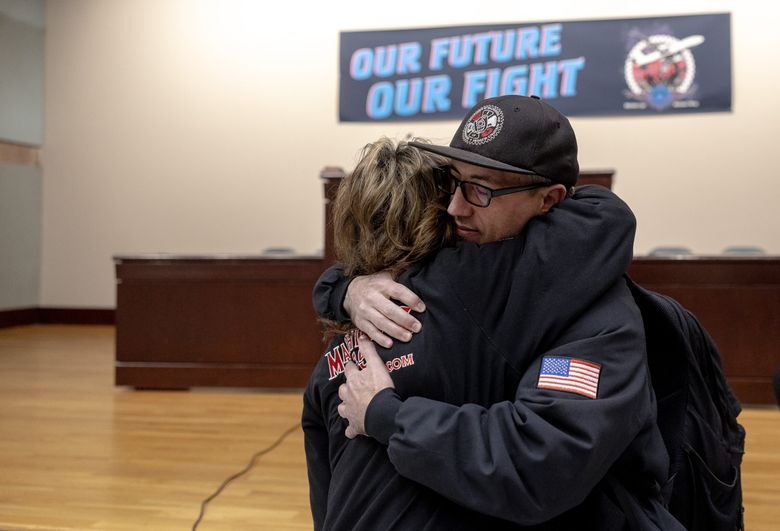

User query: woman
[302,138,667,530]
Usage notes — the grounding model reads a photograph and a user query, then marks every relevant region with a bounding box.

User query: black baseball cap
[410,95,579,188]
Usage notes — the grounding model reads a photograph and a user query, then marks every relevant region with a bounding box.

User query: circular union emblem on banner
[624,33,703,110]
[462,105,504,145]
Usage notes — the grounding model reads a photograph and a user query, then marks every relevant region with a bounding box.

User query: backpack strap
[624,276,689,489]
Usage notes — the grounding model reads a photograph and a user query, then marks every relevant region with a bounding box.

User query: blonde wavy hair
[323,137,455,337]
[333,137,455,278]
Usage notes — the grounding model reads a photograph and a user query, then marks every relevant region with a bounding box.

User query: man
[311,95,683,529]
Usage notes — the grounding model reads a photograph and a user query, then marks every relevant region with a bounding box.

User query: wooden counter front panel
[115,259,327,389]
[115,256,780,400]
[629,258,780,405]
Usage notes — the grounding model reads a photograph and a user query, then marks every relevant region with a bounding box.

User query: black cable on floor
[192,423,301,530]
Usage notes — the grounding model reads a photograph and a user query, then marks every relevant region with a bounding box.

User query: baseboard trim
[0,308,39,328]
[0,307,115,328]
[38,308,115,325]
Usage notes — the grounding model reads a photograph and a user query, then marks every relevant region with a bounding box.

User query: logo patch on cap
[462,104,504,146]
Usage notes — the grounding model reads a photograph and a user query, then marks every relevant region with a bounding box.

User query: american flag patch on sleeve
[537,356,601,399]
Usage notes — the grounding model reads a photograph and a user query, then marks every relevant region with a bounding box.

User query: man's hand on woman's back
[344,271,425,348]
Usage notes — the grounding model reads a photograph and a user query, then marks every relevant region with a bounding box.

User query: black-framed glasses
[434,167,551,208]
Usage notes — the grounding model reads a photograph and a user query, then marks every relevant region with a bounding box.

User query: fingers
[357,298,421,346]
[356,336,381,363]
[357,337,395,389]
[343,356,358,376]
[344,272,425,347]
[377,301,422,340]
[337,403,357,439]
[386,283,426,314]
[352,316,393,348]
[337,338,390,441]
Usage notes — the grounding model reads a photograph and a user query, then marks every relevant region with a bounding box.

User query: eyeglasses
[434,167,551,208]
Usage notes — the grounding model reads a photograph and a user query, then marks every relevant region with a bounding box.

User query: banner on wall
[339,13,731,121]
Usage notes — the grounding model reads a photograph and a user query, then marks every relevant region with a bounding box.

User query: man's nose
[447,186,473,217]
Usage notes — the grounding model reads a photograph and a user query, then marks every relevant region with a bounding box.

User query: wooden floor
[0,325,778,530]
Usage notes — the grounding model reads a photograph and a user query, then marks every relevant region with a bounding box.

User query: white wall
[41,0,780,308]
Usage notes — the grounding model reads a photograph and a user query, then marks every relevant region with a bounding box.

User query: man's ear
[539,184,567,214]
